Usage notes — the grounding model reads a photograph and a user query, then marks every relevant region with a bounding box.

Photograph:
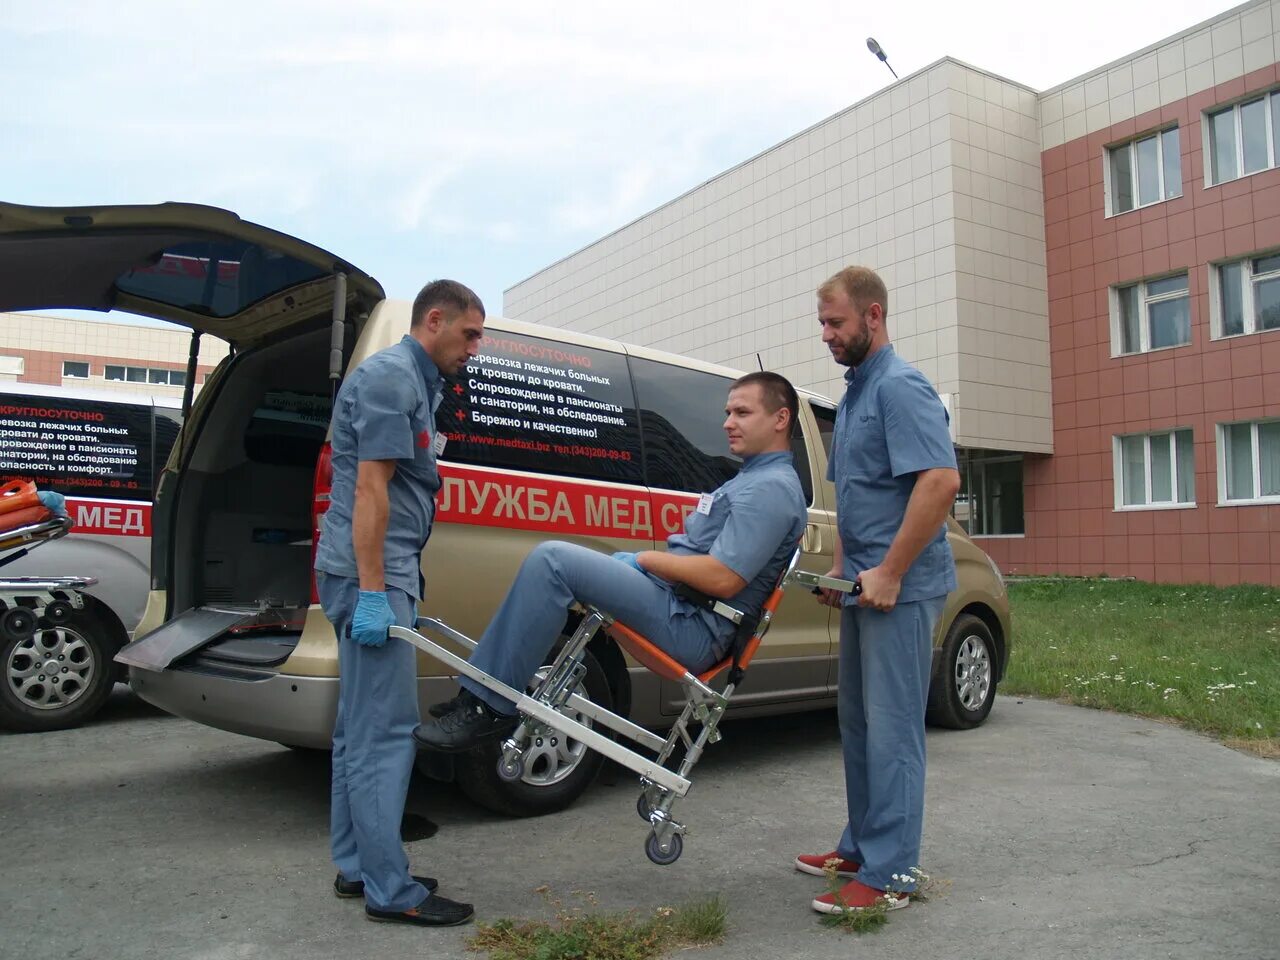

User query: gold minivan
[0,201,1011,816]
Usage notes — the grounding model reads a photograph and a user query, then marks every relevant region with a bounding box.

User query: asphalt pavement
[1,687,1277,960]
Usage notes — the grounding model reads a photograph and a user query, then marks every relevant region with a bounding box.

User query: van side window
[0,393,154,500]
[437,332,644,485]
[809,400,835,463]
[630,359,740,494]
[243,391,331,467]
[789,422,814,507]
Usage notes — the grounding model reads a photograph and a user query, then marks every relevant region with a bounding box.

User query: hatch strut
[180,330,200,420]
[329,271,347,401]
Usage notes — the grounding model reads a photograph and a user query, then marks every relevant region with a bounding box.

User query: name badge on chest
[432,433,448,457]
[696,492,714,516]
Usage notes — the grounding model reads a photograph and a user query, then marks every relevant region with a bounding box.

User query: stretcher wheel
[496,755,524,783]
[636,792,654,822]
[2,607,36,642]
[42,601,74,626]
[645,831,683,866]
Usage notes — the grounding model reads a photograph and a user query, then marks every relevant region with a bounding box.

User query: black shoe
[334,872,438,899]
[412,690,517,753]
[427,691,465,718]
[366,893,475,927]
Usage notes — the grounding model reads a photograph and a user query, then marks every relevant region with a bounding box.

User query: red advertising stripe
[66,498,152,537]
[436,463,697,542]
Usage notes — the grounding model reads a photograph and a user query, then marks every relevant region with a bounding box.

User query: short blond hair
[819,266,889,318]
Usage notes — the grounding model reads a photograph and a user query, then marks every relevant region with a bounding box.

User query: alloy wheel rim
[953,634,991,712]
[7,625,95,711]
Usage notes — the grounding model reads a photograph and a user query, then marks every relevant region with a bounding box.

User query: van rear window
[116,240,328,318]
[0,394,155,500]
[436,332,643,485]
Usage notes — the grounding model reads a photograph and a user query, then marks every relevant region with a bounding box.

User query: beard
[833,325,873,367]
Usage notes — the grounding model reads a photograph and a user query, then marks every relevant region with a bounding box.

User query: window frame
[1112,429,1196,511]
[1104,126,1182,216]
[1216,418,1280,506]
[956,449,1025,537]
[1110,272,1192,356]
[103,364,183,385]
[61,360,90,380]
[1210,251,1280,339]
[1204,89,1280,186]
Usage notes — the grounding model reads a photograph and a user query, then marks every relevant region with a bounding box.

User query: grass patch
[1004,579,1279,754]
[467,889,726,960]
[818,865,944,935]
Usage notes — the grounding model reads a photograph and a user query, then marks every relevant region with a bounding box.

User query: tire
[0,609,117,732]
[926,613,997,730]
[454,645,613,817]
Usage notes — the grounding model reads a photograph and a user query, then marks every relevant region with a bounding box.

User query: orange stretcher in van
[0,481,52,535]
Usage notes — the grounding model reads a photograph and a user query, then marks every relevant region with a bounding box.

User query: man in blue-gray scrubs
[798,266,960,916]
[412,371,807,752]
[313,279,484,928]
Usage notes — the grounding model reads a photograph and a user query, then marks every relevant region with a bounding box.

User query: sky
[3,0,1238,324]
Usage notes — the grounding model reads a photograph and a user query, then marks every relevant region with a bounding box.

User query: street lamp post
[866,37,898,79]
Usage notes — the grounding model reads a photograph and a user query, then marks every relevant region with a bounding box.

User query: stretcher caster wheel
[636,792,654,822]
[42,601,74,626]
[645,831,683,866]
[496,755,524,782]
[2,607,36,643]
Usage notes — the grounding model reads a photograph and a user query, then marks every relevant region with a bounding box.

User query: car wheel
[0,608,117,732]
[926,613,997,730]
[454,645,612,817]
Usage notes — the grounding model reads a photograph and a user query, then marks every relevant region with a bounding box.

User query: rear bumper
[129,667,458,750]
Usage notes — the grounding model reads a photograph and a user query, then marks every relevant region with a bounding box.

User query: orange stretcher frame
[392,546,860,865]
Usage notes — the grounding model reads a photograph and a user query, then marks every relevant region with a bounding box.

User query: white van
[0,381,180,730]
[0,201,1011,815]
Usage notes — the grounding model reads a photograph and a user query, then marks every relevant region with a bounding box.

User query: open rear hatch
[0,201,383,670]
[0,201,382,346]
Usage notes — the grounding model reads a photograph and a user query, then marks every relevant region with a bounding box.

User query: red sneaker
[811,878,909,914]
[793,851,860,878]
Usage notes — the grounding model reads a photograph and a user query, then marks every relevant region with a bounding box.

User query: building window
[1115,430,1195,509]
[1113,273,1191,355]
[1214,251,1280,338]
[103,364,184,385]
[1207,90,1280,184]
[1219,420,1280,504]
[62,361,89,379]
[955,450,1024,535]
[1108,127,1181,215]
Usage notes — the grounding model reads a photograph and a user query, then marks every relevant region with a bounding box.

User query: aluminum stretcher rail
[0,515,98,644]
[390,549,860,866]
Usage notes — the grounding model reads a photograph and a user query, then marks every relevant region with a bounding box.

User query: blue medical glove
[611,551,644,573]
[351,591,396,648]
[37,491,68,517]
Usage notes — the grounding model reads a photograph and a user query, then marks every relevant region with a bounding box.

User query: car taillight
[310,442,333,604]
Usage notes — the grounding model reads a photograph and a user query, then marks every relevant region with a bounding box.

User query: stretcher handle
[788,569,862,596]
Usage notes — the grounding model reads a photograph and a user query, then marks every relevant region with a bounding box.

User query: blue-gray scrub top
[667,451,808,650]
[826,345,957,604]
[314,335,444,600]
